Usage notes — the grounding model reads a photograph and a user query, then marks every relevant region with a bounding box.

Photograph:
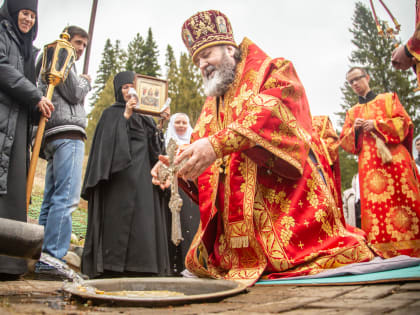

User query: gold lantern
[26,30,76,211]
[40,29,76,96]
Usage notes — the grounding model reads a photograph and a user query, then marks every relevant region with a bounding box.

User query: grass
[28,157,89,241]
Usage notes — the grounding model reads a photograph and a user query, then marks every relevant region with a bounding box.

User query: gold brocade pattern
[242,69,258,89]
[259,186,291,214]
[182,11,237,61]
[364,211,380,241]
[208,136,224,159]
[189,12,216,37]
[385,206,420,241]
[306,157,349,238]
[340,92,420,258]
[185,38,375,285]
[253,187,291,271]
[231,85,253,117]
[232,122,304,175]
[315,209,333,237]
[279,216,295,246]
[195,111,214,138]
[363,168,395,203]
[282,245,374,276]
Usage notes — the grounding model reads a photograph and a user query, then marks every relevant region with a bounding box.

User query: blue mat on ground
[257,256,420,286]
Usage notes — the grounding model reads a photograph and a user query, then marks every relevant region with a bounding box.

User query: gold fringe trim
[230,236,249,248]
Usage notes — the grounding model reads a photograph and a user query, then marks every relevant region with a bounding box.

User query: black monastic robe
[81,103,170,278]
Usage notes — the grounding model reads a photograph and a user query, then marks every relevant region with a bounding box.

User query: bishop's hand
[391,45,415,70]
[175,138,217,180]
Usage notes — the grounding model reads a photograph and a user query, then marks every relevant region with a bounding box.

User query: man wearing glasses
[340,67,420,259]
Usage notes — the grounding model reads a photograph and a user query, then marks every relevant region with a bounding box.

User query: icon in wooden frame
[133,74,168,116]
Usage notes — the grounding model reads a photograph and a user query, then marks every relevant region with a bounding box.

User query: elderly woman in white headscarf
[163,112,198,274]
[164,113,193,147]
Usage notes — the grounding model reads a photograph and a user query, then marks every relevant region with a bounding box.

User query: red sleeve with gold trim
[339,106,362,155]
[208,128,252,159]
[407,0,420,59]
[374,93,413,147]
[208,59,312,180]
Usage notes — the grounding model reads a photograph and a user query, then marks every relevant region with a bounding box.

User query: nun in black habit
[0,0,54,279]
[81,71,171,278]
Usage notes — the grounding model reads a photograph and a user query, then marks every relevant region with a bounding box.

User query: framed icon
[134,74,168,116]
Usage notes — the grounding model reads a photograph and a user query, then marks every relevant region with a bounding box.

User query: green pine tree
[85,39,125,155]
[173,52,205,124]
[126,33,145,73]
[165,44,179,108]
[140,28,161,77]
[89,39,125,108]
[85,75,115,154]
[336,1,420,190]
[114,40,127,73]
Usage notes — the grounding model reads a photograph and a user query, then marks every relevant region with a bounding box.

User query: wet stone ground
[0,276,419,314]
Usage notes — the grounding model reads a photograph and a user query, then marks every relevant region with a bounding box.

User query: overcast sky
[3,0,415,129]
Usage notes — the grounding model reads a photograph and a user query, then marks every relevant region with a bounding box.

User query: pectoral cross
[157,138,187,246]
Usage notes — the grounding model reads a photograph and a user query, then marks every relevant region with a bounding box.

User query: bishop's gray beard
[203,56,236,97]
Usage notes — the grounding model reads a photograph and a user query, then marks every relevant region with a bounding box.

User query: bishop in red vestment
[153,11,374,286]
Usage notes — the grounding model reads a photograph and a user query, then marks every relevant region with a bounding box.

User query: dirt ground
[0,278,419,314]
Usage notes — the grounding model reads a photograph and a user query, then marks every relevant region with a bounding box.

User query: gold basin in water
[63,277,248,306]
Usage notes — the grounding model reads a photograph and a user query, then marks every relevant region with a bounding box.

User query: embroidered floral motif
[385,206,420,241]
[231,85,253,116]
[363,168,395,203]
[196,112,214,138]
[315,209,333,237]
[189,12,216,38]
[280,216,295,246]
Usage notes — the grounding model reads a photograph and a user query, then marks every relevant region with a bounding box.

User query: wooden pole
[83,0,98,74]
[26,85,55,212]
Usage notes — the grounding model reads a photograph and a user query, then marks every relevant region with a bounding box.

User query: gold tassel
[370,132,392,164]
[230,236,249,249]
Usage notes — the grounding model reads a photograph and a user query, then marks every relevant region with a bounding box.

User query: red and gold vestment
[407,0,420,86]
[340,92,420,258]
[407,0,420,58]
[183,38,374,286]
[312,115,343,211]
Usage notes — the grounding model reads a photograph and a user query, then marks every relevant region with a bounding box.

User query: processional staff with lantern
[26,29,76,211]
